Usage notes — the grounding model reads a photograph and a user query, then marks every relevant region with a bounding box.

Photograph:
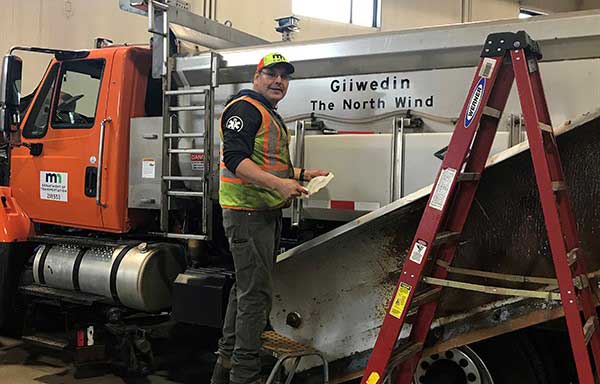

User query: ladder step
[583,316,599,345]
[168,148,205,154]
[433,231,460,246]
[165,89,207,96]
[169,105,205,112]
[482,106,501,119]
[458,172,481,182]
[167,191,204,197]
[409,287,443,309]
[539,122,554,133]
[552,181,567,192]
[388,342,424,371]
[150,232,208,240]
[163,176,203,181]
[164,133,205,138]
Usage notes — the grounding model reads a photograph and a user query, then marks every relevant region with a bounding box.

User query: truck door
[11,55,112,231]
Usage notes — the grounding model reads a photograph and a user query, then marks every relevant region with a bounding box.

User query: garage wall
[519,0,584,13]
[0,0,149,93]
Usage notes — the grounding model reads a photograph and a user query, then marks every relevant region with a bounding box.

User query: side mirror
[0,55,23,134]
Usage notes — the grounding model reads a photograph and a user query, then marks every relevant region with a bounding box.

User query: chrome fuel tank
[33,242,185,312]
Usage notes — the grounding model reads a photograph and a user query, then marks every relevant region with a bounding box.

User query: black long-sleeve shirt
[221,89,288,174]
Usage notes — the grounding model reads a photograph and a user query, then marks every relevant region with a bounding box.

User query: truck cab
[8,46,154,233]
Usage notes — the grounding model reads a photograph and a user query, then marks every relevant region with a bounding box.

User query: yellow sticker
[389,283,412,319]
[366,372,380,384]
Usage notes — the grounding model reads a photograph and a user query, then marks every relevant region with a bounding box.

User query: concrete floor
[0,337,178,384]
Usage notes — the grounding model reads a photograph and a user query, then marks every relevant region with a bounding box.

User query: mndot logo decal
[465,77,485,128]
[40,171,68,202]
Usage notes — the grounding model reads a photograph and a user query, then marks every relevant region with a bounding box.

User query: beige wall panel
[580,0,600,10]
[1,0,149,93]
[216,0,291,41]
[380,0,462,31]
[294,17,374,41]
[471,0,518,21]
[519,0,580,13]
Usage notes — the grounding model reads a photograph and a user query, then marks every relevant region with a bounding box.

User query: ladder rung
[164,133,205,138]
[552,181,567,192]
[458,172,481,182]
[150,232,207,240]
[169,106,205,112]
[165,89,207,96]
[168,148,205,154]
[539,122,554,133]
[433,231,460,246]
[163,176,203,181]
[482,106,501,119]
[583,316,599,345]
[567,248,580,267]
[167,191,204,197]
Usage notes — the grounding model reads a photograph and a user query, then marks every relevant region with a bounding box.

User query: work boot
[210,355,232,384]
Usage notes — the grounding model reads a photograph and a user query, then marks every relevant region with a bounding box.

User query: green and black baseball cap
[256,52,295,74]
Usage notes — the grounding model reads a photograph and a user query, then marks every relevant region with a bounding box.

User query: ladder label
[465,77,486,128]
[389,283,412,319]
[409,239,428,264]
[366,372,380,384]
[479,57,497,79]
[429,168,457,211]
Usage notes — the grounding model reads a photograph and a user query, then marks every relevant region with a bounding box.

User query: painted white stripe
[355,201,381,211]
[303,200,381,211]
[303,199,330,209]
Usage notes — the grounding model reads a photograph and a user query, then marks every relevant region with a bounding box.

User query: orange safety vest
[219,95,294,210]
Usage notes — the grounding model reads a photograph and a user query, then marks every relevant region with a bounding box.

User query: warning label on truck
[429,167,457,211]
[389,283,412,319]
[40,171,68,202]
[409,239,428,264]
[191,153,204,172]
[142,158,156,179]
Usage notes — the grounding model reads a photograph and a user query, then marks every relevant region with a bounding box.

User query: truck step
[22,334,69,351]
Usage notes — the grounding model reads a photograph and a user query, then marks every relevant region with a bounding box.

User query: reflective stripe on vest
[219,95,294,210]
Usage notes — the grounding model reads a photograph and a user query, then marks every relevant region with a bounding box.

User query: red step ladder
[361,31,600,384]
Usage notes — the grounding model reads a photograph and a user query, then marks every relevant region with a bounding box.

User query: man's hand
[303,169,329,181]
[275,178,308,200]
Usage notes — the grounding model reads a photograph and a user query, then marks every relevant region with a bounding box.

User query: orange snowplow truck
[1,46,153,234]
[0,45,228,367]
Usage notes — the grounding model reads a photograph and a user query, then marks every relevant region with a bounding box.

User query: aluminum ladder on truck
[360,31,600,384]
[143,0,219,241]
[160,56,218,241]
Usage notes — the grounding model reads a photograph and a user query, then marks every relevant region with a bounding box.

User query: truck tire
[414,331,554,384]
[414,345,493,384]
[467,332,551,384]
[0,243,28,336]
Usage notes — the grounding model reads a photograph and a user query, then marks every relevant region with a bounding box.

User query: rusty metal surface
[270,113,600,368]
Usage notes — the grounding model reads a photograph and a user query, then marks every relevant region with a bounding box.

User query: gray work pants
[218,208,282,384]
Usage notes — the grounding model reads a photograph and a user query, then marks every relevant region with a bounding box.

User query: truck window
[51,59,105,129]
[22,64,59,139]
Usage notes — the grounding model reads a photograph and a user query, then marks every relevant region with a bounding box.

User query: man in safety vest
[211,53,328,384]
